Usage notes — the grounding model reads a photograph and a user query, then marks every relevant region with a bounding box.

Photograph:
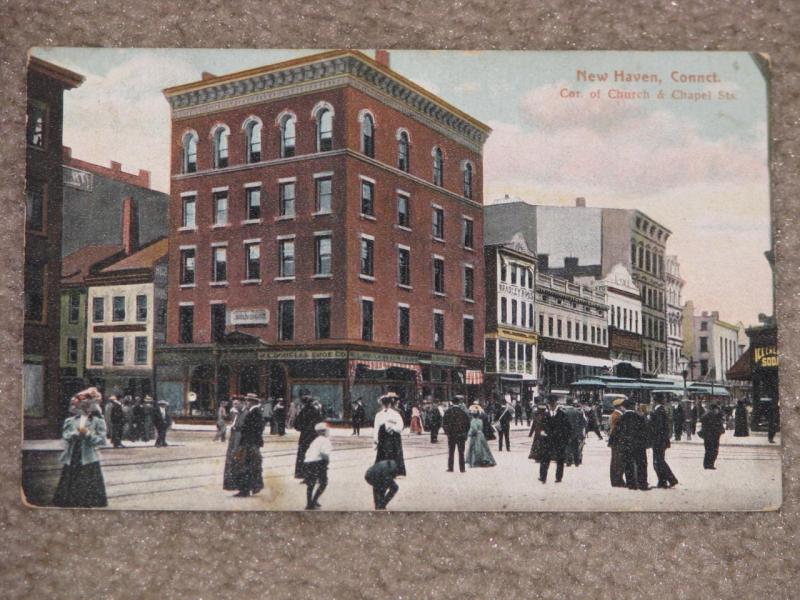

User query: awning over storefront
[541,352,613,369]
[466,370,483,385]
[349,359,422,381]
[726,347,753,381]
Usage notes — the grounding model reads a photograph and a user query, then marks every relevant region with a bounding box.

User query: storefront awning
[541,352,613,369]
[726,347,753,381]
[466,370,483,385]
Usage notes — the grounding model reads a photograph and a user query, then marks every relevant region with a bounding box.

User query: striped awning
[349,360,422,381]
[466,369,484,385]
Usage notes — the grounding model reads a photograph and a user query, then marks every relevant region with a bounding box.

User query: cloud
[454,81,481,94]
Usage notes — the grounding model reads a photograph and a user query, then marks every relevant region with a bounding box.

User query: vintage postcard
[21,49,779,511]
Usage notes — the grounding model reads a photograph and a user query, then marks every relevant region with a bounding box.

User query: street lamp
[678,356,689,402]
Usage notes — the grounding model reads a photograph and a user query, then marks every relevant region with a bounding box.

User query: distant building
[683,306,743,383]
[665,255,685,375]
[24,57,83,439]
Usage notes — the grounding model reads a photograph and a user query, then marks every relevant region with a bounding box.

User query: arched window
[397,130,410,172]
[280,114,296,158]
[360,112,374,157]
[182,131,198,174]
[244,119,262,163]
[432,147,443,186]
[462,162,473,199]
[316,108,333,152]
[212,126,229,169]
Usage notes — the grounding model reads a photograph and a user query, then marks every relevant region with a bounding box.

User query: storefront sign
[257,349,347,361]
[754,346,778,368]
[63,166,94,191]
[496,327,538,344]
[350,351,419,364]
[499,282,535,300]
[430,354,460,367]
[229,308,269,326]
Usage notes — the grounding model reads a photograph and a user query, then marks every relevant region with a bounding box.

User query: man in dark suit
[152,399,172,447]
[495,397,514,452]
[293,393,323,478]
[234,393,266,497]
[108,395,126,448]
[442,395,470,473]
[617,399,651,490]
[428,399,443,443]
[538,396,572,483]
[351,397,365,436]
[672,401,684,441]
[700,403,726,469]
[650,397,679,488]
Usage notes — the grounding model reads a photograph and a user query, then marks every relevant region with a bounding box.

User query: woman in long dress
[409,405,423,434]
[734,399,750,437]
[466,405,496,467]
[374,394,406,476]
[223,398,245,490]
[53,391,108,508]
[528,404,547,462]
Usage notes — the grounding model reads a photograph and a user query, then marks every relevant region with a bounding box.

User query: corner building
[157,51,490,422]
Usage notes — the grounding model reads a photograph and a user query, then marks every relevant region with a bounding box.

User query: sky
[32,48,772,326]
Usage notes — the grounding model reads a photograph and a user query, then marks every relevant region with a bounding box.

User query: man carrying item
[494,396,514,452]
[233,393,265,497]
[699,403,725,469]
[650,396,679,488]
[365,459,400,510]
[538,395,572,483]
[442,395,471,473]
[303,422,332,510]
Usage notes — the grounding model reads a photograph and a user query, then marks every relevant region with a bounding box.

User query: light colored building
[665,255,685,375]
[684,307,743,383]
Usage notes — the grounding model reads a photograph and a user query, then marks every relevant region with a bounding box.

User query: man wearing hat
[152,398,172,447]
[294,392,323,478]
[107,395,125,449]
[699,403,725,469]
[650,396,679,488]
[616,398,651,490]
[442,395,471,473]
[607,397,626,487]
[538,395,572,483]
[303,422,332,509]
[233,394,265,497]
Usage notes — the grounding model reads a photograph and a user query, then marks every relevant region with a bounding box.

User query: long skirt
[233,445,264,494]
[467,432,496,467]
[53,444,107,508]
[376,429,406,476]
[528,434,545,462]
[223,430,243,490]
[410,416,423,434]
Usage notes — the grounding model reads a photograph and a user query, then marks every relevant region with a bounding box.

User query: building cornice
[28,56,84,88]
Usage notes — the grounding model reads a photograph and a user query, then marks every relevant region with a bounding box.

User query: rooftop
[61,244,122,286]
[99,238,168,274]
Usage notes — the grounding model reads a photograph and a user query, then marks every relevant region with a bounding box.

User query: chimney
[564,257,579,277]
[138,169,151,189]
[121,196,139,255]
[375,50,391,68]
[111,160,122,172]
[201,71,217,81]
[537,254,549,271]
[63,146,72,161]
[575,197,586,208]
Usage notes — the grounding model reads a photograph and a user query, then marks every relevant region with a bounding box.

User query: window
[433,312,445,350]
[315,298,331,339]
[463,162,473,199]
[511,266,517,286]
[528,304,534,328]
[213,191,228,226]
[361,180,374,216]
[279,182,295,218]
[361,299,374,341]
[699,336,708,353]
[315,236,332,276]
[112,296,125,322]
[398,306,410,345]
[700,359,709,376]
[180,248,196,285]
[245,187,261,221]
[631,242,637,266]
[464,265,474,300]
[92,297,104,322]
[700,321,708,331]
[511,299,518,325]
[396,194,411,228]
[91,338,103,365]
[179,305,194,344]
[245,120,262,163]
[27,102,46,147]
[112,337,124,365]
[315,177,332,214]
[462,218,474,249]
[182,132,198,173]
[583,324,588,341]
[245,242,260,280]
[432,207,444,239]
[558,319,563,338]
[567,321,573,339]
[433,257,445,294]
[67,338,78,364]
[361,113,375,157]
[360,238,374,277]
[538,314,544,333]
[181,195,196,228]
[134,336,148,365]
[398,248,411,286]
[637,245,644,268]
[316,108,333,151]
[211,304,226,343]
[212,127,229,168]
[500,297,507,323]
[432,147,443,186]
[397,131,410,172]
[645,249,651,272]
[280,114,296,157]
[212,247,227,283]
[279,239,295,277]
[500,261,507,282]
[463,317,474,353]
[68,293,80,324]
[136,294,147,322]
[548,318,555,337]
[591,326,596,344]
[278,300,294,341]
[25,180,45,232]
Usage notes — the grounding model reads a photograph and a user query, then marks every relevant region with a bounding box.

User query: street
[25,425,781,511]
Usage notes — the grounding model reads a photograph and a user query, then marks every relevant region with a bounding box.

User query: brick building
[24,57,83,438]
[156,50,490,422]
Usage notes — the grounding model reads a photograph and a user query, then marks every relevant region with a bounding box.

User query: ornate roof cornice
[163,51,491,155]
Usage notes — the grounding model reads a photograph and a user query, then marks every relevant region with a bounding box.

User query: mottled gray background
[1,2,798,598]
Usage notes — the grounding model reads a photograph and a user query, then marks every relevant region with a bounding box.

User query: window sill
[360,214,377,221]
[312,274,333,279]
[312,211,332,217]
[275,215,295,222]
[241,279,262,285]
[359,274,376,282]
[396,225,412,232]
[462,246,475,252]
[397,284,413,291]
[178,226,197,232]
[433,292,446,298]
[432,237,445,244]
[211,224,230,229]
[209,282,229,287]
[274,276,295,282]
[179,284,196,289]
[241,219,262,225]
[463,298,475,303]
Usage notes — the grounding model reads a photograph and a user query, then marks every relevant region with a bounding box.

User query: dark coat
[352,403,366,426]
[649,404,671,448]
[110,402,125,426]
[495,404,514,428]
[240,406,265,447]
[427,407,443,430]
[700,411,725,440]
[541,408,572,451]
[294,404,323,440]
[734,402,749,437]
[616,411,650,451]
[151,405,172,431]
[442,405,470,439]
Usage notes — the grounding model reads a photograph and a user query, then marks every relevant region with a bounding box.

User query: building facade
[24,57,83,438]
[665,254,685,375]
[483,235,538,402]
[156,50,490,422]
[684,308,743,384]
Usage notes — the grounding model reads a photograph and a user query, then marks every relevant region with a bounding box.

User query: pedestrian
[466,404,496,467]
[223,397,245,491]
[766,399,779,443]
[734,399,749,437]
[108,394,125,449]
[294,393,323,479]
[261,396,273,436]
[286,398,299,430]
[617,399,651,490]
[442,395,471,473]
[232,393,265,497]
[365,459,400,510]
[122,396,134,441]
[478,401,496,441]
[650,397,679,488]
[131,396,145,441]
[142,396,155,442]
[606,398,626,487]
[52,390,108,508]
[527,404,546,462]
[302,422,332,509]
[351,397,365,436]
[672,400,684,441]
[562,397,587,466]
[410,404,423,435]
[428,399,443,443]
[213,400,228,442]
[699,404,725,469]
[152,399,172,447]
[682,400,694,441]
[373,393,406,476]
[103,396,114,440]
[524,397,533,427]
[514,397,523,426]
[494,396,513,452]
[538,396,572,484]
[273,398,287,436]
[582,400,603,440]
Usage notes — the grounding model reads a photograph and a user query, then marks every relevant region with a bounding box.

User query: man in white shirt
[303,422,332,510]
